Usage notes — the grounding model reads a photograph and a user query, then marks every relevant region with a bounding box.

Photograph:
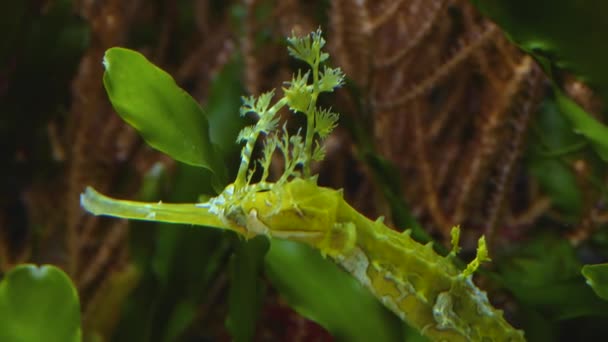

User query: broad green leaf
[496,234,608,320]
[205,56,247,156]
[0,264,81,342]
[530,99,583,151]
[226,236,270,342]
[526,99,584,219]
[554,89,608,162]
[470,0,608,100]
[102,48,225,186]
[582,263,608,301]
[265,239,402,342]
[527,158,581,220]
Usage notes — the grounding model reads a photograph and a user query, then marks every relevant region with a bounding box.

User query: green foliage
[102,48,226,188]
[582,263,608,301]
[205,56,248,157]
[113,162,230,342]
[0,264,81,342]
[496,234,608,320]
[112,57,253,341]
[265,239,403,342]
[554,89,608,162]
[7,2,608,340]
[526,98,584,220]
[471,0,608,171]
[470,0,608,100]
[226,236,270,342]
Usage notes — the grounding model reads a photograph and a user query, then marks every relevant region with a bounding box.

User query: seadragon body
[82,178,524,341]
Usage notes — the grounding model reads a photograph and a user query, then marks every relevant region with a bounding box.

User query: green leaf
[496,234,608,320]
[526,99,584,219]
[470,0,608,100]
[205,56,247,156]
[226,236,270,342]
[582,263,608,301]
[554,89,608,162]
[0,264,81,342]
[530,98,583,151]
[265,239,402,342]
[102,47,225,185]
[527,158,582,219]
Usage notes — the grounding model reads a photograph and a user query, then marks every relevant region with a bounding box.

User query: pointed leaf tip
[582,263,608,301]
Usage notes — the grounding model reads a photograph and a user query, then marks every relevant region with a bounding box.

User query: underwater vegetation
[2,1,608,341]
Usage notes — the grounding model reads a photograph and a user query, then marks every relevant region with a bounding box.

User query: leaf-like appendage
[255,90,275,114]
[315,108,339,138]
[449,226,462,257]
[283,70,311,113]
[236,125,256,143]
[312,142,326,162]
[318,66,345,92]
[462,236,491,278]
[287,29,327,66]
[240,95,257,116]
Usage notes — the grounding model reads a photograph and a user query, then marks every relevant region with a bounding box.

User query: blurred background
[2,0,608,341]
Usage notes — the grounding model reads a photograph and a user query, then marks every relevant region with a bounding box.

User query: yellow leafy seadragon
[81,30,525,341]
